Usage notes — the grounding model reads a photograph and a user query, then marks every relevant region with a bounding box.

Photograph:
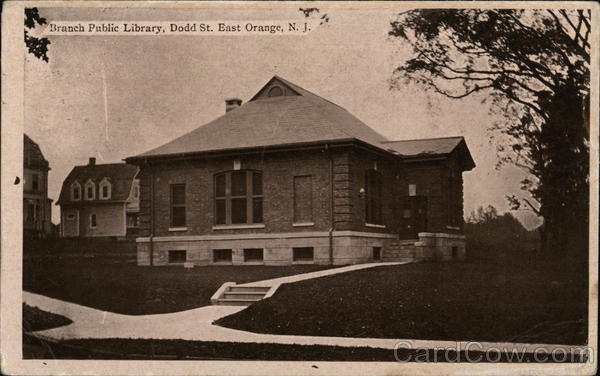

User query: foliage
[389,9,590,254]
[465,205,540,261]
[24,7,50,62]
[299,7,329,25]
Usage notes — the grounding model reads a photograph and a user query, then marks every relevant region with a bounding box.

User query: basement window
[168,250,187,264]
[293,247,314,262]
[213,249,232,263]
[373,247,381,260]
[244,248,263,262]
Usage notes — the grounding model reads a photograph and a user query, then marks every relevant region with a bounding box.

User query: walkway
[237,262,407,287]
[23,261,586,353]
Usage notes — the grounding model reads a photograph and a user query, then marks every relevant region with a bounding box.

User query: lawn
[216,259,588,345]
[23,258,334,315]
[22,338,587,362]
[23,304,73,332]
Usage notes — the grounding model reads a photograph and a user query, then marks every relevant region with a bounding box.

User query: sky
[24,6,541,228]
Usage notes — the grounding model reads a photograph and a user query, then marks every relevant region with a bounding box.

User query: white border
[1,2,598,376]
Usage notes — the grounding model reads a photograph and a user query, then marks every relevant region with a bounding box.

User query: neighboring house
[125,76,475,266]
[57,158,140,239]
[23,134,53,238]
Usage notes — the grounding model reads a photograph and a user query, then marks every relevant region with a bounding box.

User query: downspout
[328,145,334,265]
[149,165,155,266]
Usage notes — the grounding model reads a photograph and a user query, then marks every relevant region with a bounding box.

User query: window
[215,171,263,225]
[90,214,97,228]
[293,247,314,262]
[170,184,186,227]
[32,174,39,191]
[25,200,37,223]
[85,180,96,200]
[168,250,187,263]
[99,178,111,200]
[244,248,263,262]
[213,249,232,263]
[408,184,417,197]
[133,180,140,199]
[268,86,284,97]
[373,247,381,260]
[365,170,383,225]
[403,209,411,218]
[71,181,81,201]
[127,213,138,228]
[452,246,459,259]
[293,176,312,223]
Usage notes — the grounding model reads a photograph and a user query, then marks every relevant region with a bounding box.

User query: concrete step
[215,298,261,306]
[222,291,267,300]
[228,286,270,293]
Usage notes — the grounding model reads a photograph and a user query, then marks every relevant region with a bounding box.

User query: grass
[216,258,588,345]
[23,257,334,315]
[22,304,73,332]
[22,338,588,362]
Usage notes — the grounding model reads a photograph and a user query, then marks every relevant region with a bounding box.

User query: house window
[268,86,284,97]
[32,174,39,191]
[408,184,417,197]
[244,248,263,262]
[127,213,138,228]
[293,247,314,262]
[365,170,383,225]
[25,200,37,223]
[99,178,111,200]
[133,180,140,199]
[168,250,187,263]
[90,214,97,228]
[293,175,312,224]
[85,180,96,200]
[215,171,263,225]
[373,247,381,260]
[71,182,81,201]
[403,209,411,218]
[170,184,186,227]
[213,249,232,263]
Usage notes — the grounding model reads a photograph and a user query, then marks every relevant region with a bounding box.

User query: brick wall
[137,148,334,237]
[347,149,400,233]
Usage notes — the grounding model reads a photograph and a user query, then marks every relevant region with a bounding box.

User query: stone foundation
[414,232,466,261]
[136,231,396,266]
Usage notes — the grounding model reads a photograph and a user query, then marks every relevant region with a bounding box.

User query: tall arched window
[365,170,383,225]
[71,181,82,201]
[99,178,112,200]
[215,170,263,225]
[84,180,96,200]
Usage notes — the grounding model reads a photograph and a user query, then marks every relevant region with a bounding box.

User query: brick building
[125,76,475,266]
[23,134,53,238]
[57,158,140,239]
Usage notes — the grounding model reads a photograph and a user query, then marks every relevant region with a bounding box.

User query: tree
[25,7,50,62]
[389,9,590,256]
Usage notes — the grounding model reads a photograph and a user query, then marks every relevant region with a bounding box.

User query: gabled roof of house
[127,75,390,160]
[57,162,139,205]
[24,134,50,170]
[382,136,476,171]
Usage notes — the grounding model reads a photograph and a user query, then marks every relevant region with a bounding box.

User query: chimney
[225,98,242,113]
[89,157,96,166]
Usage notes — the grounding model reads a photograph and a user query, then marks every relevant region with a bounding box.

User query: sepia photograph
[1,1,598,375]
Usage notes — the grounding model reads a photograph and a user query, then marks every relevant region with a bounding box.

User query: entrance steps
[383,239,418,261]
[211,284,271,306]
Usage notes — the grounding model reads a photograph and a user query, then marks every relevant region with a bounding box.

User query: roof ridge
[382,136,464,143]
[272,75,348,111]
